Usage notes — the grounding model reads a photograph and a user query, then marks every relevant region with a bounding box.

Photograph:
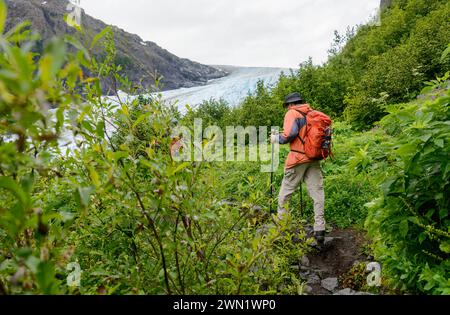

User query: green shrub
[183,98,232,129]
[324,174,377,228]
[365,79,450,294]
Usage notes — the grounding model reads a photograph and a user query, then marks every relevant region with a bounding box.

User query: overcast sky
[79,0,380,68]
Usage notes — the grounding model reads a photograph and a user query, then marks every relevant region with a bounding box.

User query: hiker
[271,92,332,247]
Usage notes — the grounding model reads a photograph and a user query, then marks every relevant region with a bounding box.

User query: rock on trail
[298,228,375,295]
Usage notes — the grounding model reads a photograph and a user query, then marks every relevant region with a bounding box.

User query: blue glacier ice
[159,66,289,112]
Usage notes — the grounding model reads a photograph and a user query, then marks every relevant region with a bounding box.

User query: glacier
[159,66,289,112]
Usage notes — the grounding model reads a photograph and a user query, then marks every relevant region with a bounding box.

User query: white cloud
[79,0,380,68]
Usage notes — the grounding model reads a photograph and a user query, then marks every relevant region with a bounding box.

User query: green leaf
[16,247,32,258]
[395,110,415,123]
[408,216,420,225]
[0,0,6,34]
[76,186,95,208]
[439,241,450,254]
[424,281,435,291]
[170,162,190,176]
[39,55,53,85]
[419,134,431,143]
[90,26,111,50]
[418,233,427,244]
[64,34,90,61]
[88,166,100,187]
[120,105,130,117]
[132,112,151,129]
[55,107,65,132]
[399,219,409,238]
[140,159,162,173]
[59,211,76,223]
[434,139,444,148]
[10,46,33,90]
[96,120,105,138]
[395,143,416,158]
[425,208,435,220]
[25,256,40,274]
[4,21,31,42]
[81,120,94,133]
[441,44,450,62]
[439,208,448,220]
[36,261,59,295]
[0,176,28,207]
[43,37,67,79]
[113,151,129,162]
[20,173,35,196]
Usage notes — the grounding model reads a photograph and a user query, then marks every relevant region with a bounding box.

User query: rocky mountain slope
[4,0,227,92]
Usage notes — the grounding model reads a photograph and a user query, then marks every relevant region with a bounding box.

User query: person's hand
[270,134,279,144]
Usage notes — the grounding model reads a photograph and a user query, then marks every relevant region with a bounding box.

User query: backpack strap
[297,134,305,145]
[292,109,308,118]
[292,109,309,145]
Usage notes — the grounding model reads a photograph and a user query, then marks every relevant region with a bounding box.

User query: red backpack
[296,110,333,160]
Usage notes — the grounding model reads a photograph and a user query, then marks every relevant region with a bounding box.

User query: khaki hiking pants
[278,161,326,232]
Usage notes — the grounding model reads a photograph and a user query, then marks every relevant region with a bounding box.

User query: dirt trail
[299,227,372,295]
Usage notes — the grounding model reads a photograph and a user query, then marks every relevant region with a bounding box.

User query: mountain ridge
[4,0,227,92]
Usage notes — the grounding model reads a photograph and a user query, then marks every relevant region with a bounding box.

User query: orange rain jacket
[279,104,314,169]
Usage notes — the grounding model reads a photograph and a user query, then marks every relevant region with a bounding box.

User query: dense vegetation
[366,80,450,294]
[0,0,449,295]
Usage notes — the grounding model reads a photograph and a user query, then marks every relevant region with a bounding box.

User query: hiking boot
[307,231,326,252]
[314,231,326,246]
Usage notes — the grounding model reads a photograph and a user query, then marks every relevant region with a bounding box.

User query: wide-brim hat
[284,92,304,106]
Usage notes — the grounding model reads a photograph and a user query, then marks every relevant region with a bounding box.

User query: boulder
[300,256,310,267]
[321,278,339,292]
[334,288,375,295]
[334,288,355,295]
[304,286,313,294]
[307,274,321,285]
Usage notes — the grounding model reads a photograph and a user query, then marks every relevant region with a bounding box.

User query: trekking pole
[300,182,304,218]
[269,130,276,214]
